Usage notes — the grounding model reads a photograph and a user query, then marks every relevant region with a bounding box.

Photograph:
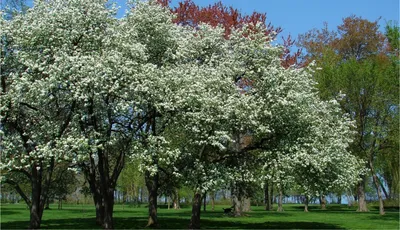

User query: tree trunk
[83,156,105,226]
[29,196,44,230]
[232,194,242,216]
[320,195,327,210]
[203,193,207,212]
[145,171,159,227]
[140,187,143,203]
[304,196,309,212]
[102,190,115,229]
[94,194,104,226]
[45,197,50,210]
[277,189,284,212]
[377,177,389,200]
[188,192,202,229]
[337,193,342,204]
[356,176,368,212]
[57,197,64,210]
[369,159,385,215]
[269,183,274,210]
[29,166,51,230]
[264,183,270,211]
[211,192,215,211]
[242,197,251,212]
[173,188,180,210]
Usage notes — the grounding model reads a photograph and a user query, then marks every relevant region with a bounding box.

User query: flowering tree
[288,99,363,211]
[1,3,79,227]
[1,0,151,228]
[224,17,362,215]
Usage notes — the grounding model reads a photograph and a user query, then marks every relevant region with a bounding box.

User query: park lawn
[1,203,399,229]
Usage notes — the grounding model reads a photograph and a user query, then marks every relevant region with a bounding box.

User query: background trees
[298,16,399,215]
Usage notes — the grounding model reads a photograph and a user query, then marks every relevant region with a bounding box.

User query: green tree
[298,16,399,215]
[117,160,145,205]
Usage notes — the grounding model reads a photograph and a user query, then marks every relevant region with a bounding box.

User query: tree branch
[4,179,32,208]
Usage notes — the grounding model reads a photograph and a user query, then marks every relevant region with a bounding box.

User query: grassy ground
[1,203,399,229]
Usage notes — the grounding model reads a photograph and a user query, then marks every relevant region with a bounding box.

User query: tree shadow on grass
[202,220,344,229]
[367,212,400,222]
[156,217,343,229]
[1,216,344,229]
[0,210,21,216]
[241,211,293,218]
[1,218,100,230]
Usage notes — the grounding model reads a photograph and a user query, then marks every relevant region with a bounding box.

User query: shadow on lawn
[367,212,400,222]
[0,210,21,216]
[1,217,343,229]
[200,220,343,229]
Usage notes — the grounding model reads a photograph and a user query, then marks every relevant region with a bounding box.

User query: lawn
[1,203,399,229]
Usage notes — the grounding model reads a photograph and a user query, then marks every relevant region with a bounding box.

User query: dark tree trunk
[264,183,268,210]
[84,170,117,229]
[29,161,54,229]
[30,184,44,229]
[337,193,342,204]
[84,168,104,226]
[210,192,215,211]
[102,190,115,229]
[188,192,202,229]
[29,196,43,229]
[264,183,271,211]
[45,197,50,210]
[140,187,143,203]
[203,193,207,212]
[94,192,104,225]
[357,176,368,212]
[269,183,274,210]
[304,196,309,212]
[79,99,126,229]
[145,171,159,227]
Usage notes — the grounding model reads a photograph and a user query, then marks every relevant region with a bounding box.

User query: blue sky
[115,0,399,45]
[18,0,400,45]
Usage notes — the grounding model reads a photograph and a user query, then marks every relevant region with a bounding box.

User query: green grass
[1,203,399,229]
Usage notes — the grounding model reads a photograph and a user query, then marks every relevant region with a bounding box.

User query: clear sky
[115,0,399,45]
